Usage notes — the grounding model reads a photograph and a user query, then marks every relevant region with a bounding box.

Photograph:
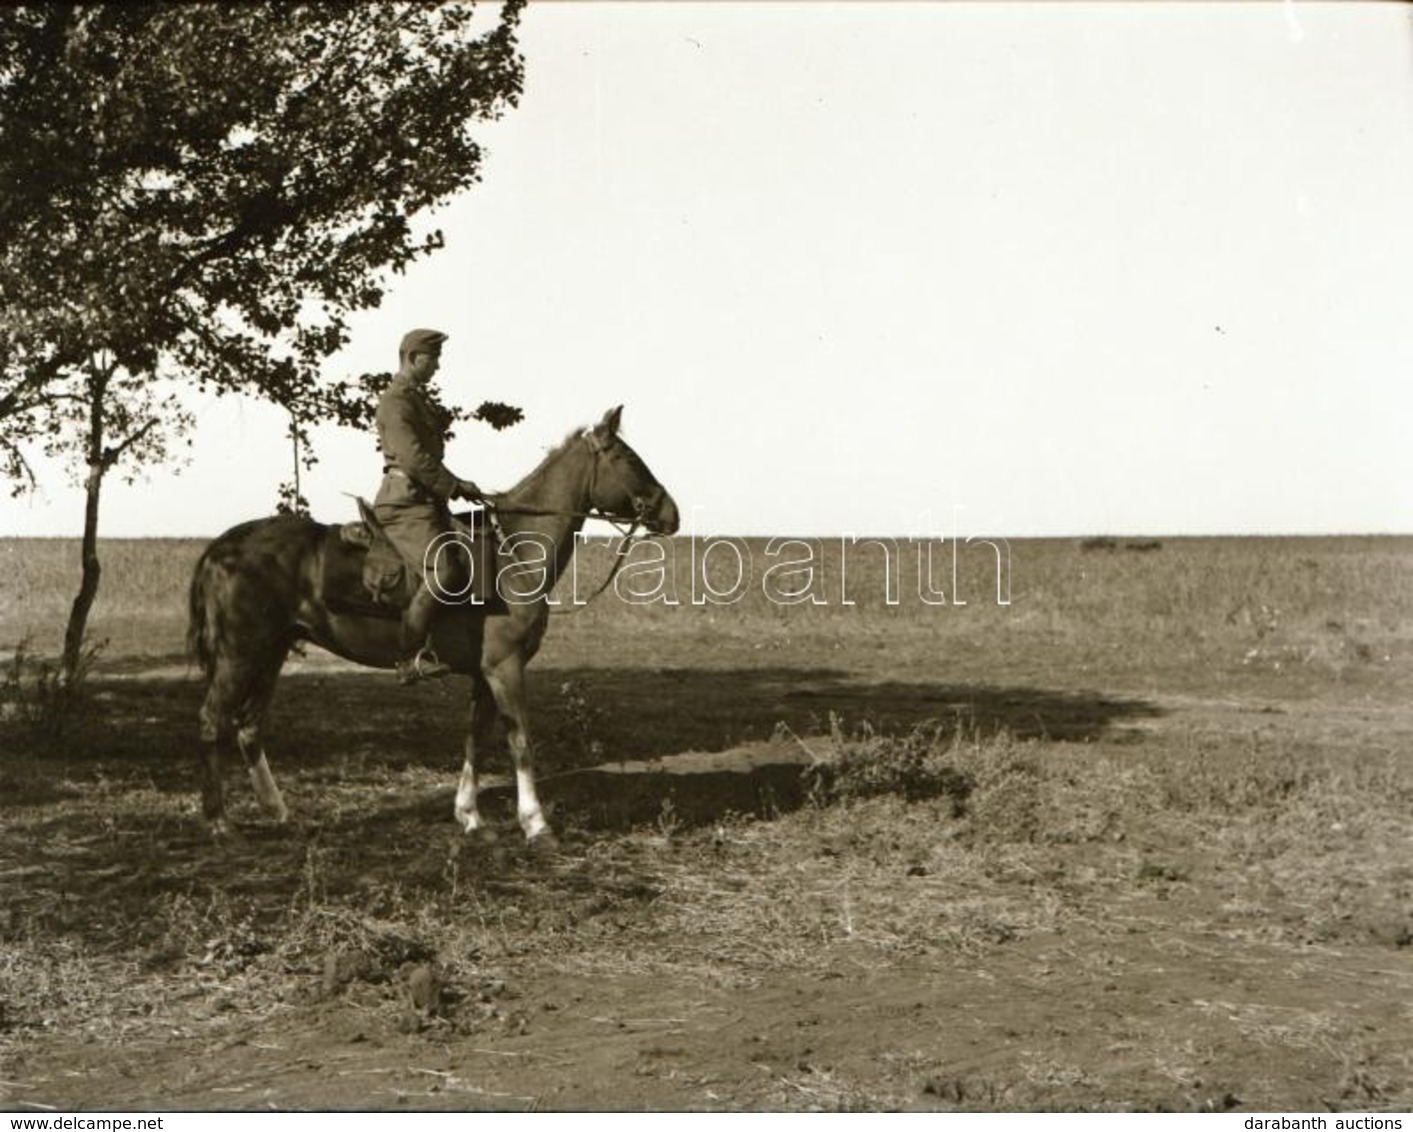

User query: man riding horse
[374,328,484,684]
[190,394,680,838]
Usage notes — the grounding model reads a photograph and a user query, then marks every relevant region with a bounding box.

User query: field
[1,533,1411,1112]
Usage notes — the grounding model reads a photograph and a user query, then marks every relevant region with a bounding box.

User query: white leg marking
[490,664,551,843]
[247,751,289,822]
[454,757,483,833]
[515,764,548,841]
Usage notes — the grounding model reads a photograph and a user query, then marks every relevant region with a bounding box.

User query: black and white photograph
[2,0,1410,1116]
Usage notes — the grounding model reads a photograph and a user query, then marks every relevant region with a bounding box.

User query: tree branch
[0,438,37,492]
[100,416,158,471]
[0,351,76,421]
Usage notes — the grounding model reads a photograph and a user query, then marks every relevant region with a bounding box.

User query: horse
[186,405,679,843]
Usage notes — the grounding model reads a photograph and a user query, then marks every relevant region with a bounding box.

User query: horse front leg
[454,674,498,836]
[487,659,551,843]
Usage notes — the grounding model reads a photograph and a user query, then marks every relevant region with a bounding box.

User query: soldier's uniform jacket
[374,374,460,506]
[373,375,462,585]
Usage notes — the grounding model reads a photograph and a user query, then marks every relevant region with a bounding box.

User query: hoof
[454,806,487,836]
[465,824,499,847]
[527,829,559,855]
[208,820,247,846]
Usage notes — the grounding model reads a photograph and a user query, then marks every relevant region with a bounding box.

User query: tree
[0,2,525,679]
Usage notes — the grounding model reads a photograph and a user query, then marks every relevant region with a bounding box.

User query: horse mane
[504,425,590,498]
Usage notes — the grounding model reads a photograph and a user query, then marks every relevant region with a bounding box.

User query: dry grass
[1,534,1410,1110]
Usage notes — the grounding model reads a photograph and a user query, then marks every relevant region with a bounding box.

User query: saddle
[324,500,505,619]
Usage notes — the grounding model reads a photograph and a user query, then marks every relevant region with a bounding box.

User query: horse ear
[599,405,623,434]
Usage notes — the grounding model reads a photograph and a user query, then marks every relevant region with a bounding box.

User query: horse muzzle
[637,490,680,536]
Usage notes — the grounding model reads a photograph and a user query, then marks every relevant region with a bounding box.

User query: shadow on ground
[0,665,1165,953]
[1,664,1163,800]
[3,663,1167,866]
[265,663,1162,765]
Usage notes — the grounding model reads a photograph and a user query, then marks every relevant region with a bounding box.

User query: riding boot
[397,584,453,684]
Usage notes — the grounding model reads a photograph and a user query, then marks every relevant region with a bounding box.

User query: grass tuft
[0,635,106,754]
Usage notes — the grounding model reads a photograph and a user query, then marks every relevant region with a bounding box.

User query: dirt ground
[19,926,1409,1112]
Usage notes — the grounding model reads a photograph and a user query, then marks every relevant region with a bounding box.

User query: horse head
[585,405,680,535]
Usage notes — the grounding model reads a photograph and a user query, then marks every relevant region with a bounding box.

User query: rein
[549,522,643,615]
[482,498,637,524]
[476,433,653,615]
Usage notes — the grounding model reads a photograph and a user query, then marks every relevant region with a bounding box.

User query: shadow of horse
[281,664,1165,834]
[261,664,1162,761]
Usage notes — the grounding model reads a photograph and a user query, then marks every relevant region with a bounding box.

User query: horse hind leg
[232,650,292,823]
[190,528,308,834]
[238,722,289,822]
[198,692,237,836]
[198,648,291,830]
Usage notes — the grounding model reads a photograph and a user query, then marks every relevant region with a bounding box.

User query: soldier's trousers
[374,501,468,658]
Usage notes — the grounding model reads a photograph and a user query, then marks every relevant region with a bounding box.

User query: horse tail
[187,546,216,680]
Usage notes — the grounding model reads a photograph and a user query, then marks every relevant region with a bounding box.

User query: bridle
[481,432,655,530]
[476,431,660,612]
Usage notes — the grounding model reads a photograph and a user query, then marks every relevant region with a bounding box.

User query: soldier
[374,328,483,684]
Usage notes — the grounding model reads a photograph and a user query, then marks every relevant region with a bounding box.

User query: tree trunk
[61,366,109,684]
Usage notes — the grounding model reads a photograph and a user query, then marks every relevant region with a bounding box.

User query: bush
[806,716,973,811]
[0,636,105,751]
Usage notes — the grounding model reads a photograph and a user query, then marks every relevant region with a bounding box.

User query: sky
[4,1,1411,539]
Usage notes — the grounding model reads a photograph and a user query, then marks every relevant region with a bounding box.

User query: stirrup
[397,646,453,685]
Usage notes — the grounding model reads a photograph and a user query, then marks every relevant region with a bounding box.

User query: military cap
[400,328,448,357]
